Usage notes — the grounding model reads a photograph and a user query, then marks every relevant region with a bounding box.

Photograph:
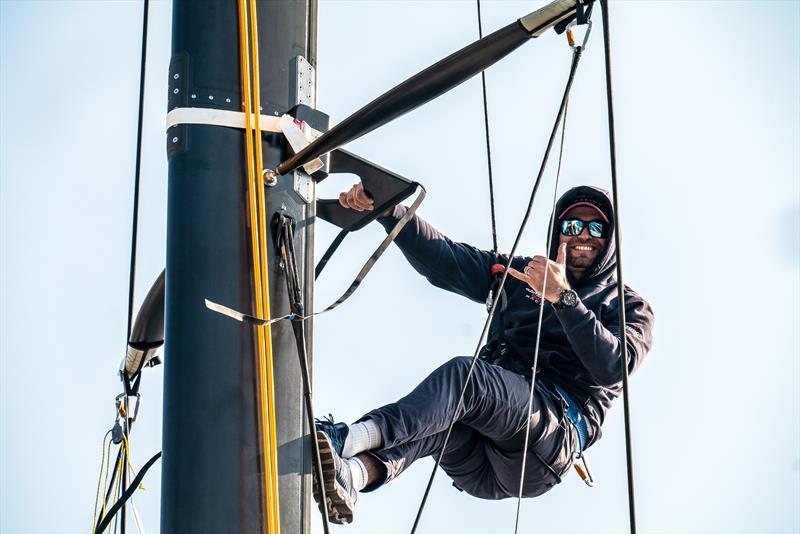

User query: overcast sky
[1,1,798,533]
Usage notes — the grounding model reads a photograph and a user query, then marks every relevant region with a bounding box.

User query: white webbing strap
[166,107,324,174]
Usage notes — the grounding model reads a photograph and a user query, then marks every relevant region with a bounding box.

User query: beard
[565,238,604,269]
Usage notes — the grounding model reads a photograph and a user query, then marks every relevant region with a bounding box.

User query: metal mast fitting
[163,2,317,533]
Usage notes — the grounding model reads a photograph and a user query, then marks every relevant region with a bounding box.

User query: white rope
[513,93,571,534]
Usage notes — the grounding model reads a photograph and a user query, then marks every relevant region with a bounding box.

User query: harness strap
[553,385,589,452]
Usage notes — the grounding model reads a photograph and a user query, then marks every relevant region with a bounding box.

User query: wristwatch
[553,289,578,310]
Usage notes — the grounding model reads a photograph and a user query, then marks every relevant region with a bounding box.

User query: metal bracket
[289,56,318,203]
[316,150,417,231]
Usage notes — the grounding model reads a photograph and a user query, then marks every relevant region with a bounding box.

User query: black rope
[95,451,162,534]
[599,1,636,531]
[278,217,331,534]
[476,0,499,257]
[125,0,150,347]
[410,48,585,534]
[121,2,150,531]
[94,448,123,533]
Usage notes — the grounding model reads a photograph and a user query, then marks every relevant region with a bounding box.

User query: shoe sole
[313,430,355,525]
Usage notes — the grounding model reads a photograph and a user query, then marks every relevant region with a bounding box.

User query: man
[314,184,654,525]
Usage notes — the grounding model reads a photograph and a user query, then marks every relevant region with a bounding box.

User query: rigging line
[96,447,123,533]
[237,1,278,531]
[599,1,636,531]
[513,78,573,534]
[476,0,499,257]
[92,431,113,534]
[248,0,281,530]
[410,46,585,534]
[95,452,162,534]
[121,2,149,530]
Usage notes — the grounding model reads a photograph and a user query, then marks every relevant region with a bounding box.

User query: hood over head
[548,185,616,287]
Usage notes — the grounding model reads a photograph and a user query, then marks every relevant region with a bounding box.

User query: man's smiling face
[559,205,608,279]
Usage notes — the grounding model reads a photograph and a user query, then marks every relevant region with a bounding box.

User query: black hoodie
[379,185,654,447]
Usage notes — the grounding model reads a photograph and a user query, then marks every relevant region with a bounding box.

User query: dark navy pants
[361,357,575,499]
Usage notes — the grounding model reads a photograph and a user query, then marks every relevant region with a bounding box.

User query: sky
[1,1,798,534]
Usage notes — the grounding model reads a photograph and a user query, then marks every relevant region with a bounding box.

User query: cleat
[313,418,357,524]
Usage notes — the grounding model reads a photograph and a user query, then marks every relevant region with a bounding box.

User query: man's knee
[440,356,475,377]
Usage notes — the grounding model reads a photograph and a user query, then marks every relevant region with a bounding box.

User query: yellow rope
[238,0,279,531]
[248,2,281,532]
[92,431,112,534]
[110,447,124,534]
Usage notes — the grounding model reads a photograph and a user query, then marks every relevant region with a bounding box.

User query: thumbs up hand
[507,243,571,304]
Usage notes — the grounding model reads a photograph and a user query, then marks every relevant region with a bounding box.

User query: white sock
[342,419,382,458]
[347,456,369,492]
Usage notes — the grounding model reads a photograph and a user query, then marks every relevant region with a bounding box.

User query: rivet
[191,94,196,99]
[172,137,178,143]
[173,73,179,79]
[225,98,231,103]
[173,88,179,94]
[209,95,214,100]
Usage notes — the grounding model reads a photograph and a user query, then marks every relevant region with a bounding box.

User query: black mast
[163,2,317,532]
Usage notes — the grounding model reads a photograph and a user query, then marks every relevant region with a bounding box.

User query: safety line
[121,2,149,531]
[410,46,584,534]
[95,448,122,533]
[513,77,572,534]
[95,452,162,534]
[476,0,499,257]
[237,1,277,532]
[599,1,636,531]
[92,431,112,534]
[248,0,282,531]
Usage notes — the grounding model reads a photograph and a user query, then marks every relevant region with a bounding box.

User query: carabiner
[566,19,593,51]
[573,453,595,487]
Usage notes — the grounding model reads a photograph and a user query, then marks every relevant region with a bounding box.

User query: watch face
[561,290,578,307]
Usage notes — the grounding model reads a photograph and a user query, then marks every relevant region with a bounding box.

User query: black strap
[314,228,349,279]
[277,216,331,534]
[95,451,161,534]
[206,184,426,327]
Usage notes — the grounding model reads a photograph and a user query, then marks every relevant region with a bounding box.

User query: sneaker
[315,415,349,456]
[313,418,357,524]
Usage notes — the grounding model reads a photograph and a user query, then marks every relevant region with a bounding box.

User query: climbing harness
[553,385,594,487]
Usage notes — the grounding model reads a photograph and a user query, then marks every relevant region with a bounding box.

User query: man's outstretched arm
[338,182,497,303]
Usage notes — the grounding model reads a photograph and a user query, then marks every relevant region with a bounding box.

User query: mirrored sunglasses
[560,219,608,238]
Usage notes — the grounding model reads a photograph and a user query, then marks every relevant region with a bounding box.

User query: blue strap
[554,385,589,453]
